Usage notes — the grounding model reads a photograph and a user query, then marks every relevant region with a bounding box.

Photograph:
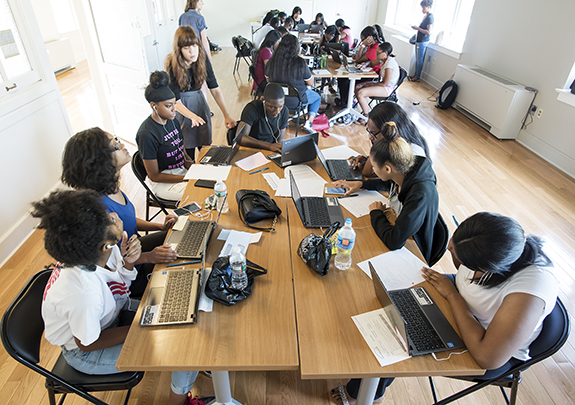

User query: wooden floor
[2,49,574,404]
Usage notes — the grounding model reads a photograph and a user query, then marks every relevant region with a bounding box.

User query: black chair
[248,64,266,100]
[0,269,144,405]
[131,151,178,223]
[231,36,253,75]
[428,212,449,267]
[368,66,408,106]
[276,82,307,136]
[428,297,570,405]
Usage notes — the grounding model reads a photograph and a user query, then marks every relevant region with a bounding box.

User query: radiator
[453,64,534,140]
[45,38,76,74]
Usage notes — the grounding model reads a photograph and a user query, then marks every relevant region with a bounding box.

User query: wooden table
[116,148,298,405]
[312,58,379,123]
[287,158,484,405]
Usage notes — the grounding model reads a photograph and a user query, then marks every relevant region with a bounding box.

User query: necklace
[264,103,279,143]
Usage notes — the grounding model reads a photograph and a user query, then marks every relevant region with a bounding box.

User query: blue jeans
[414,41,429,79]
[304,88,321,117]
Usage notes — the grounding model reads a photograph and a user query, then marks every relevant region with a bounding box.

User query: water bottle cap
[345,218,352,226]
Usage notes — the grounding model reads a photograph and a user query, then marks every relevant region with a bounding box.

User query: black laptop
[199,126,245,165]
[314,143,363,181]
[268,133,319,168]
[289,171,344,228]
[369,262,465,356]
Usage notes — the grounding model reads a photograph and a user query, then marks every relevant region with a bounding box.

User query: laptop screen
[313,143,330,175]
[288,171,306,223]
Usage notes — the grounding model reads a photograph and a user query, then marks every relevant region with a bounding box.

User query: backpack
[436,80,458,110]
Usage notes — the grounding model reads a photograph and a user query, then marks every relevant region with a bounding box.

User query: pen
[452,215,460,227]
[166,260,201,267]
[338,194,359,198]
[249,167,269,175]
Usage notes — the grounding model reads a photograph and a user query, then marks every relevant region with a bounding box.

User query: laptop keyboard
[158,270,196,323]
[307,198,331,226]
[390,289,447,352]
[177,221,211,257]
[328,160,357,180]
[202,146,232,164]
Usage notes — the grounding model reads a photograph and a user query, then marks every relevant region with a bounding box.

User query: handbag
[236,189,282,231]
[204,256,267,306]
[297,221,340,276]
[409,34,417,45]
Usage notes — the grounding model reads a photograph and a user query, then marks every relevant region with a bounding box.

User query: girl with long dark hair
[254,29,282,90]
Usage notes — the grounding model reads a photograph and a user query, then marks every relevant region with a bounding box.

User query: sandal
[186,396,216,405]
[330,385,352,405]
[407,76,420,82]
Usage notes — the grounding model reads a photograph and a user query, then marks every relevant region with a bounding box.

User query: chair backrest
[274,82,304,111]
[131,151,149,184]
[387,66,408,99]
[428,212,449,267]
[1,269,52,366]
[525,298,570,363]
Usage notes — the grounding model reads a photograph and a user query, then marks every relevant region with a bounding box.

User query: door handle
[152,40,159,46]
[6,83,17,91]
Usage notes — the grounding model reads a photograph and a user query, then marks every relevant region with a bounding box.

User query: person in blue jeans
[265,34,321,133]
[35,190,208,405]
[408,0,434,82]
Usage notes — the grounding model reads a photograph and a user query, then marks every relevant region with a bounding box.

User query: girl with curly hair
[35,190,203,405]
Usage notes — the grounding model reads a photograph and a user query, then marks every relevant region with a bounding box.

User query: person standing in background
[408,0,434,82]
[179,0,212,62]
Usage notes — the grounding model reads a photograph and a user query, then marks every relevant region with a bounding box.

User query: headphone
[106,244,113,250]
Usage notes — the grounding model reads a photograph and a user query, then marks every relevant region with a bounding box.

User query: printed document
[358,247,426,290]
[338,190,388,218]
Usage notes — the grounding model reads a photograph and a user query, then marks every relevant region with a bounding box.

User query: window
[388,0,475,54]
[0,0,41,99]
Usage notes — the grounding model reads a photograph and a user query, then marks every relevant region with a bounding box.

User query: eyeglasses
[111,136,121,151]
[365,125,381,138]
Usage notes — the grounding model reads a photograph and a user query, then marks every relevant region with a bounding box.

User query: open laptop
[139,236,207,326]
[369,261,465,356]
[164,195,226,259]
[289,171,344,228]
[268,133,319,168]
[314,143,363,181]
[199,126,245,165]
[342,54,364,73]
[297,23,310,33]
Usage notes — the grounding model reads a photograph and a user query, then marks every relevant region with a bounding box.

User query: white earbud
[106,244,113,249]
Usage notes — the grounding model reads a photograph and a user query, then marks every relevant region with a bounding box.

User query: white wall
[381,0,575,179]
[0,0,73,266]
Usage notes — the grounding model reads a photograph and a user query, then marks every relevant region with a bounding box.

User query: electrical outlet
[427,55,431,62]
[536,108,543,118]
[530,105,537,115]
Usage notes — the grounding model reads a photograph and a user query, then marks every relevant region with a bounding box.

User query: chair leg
[428,377,439,404]
[123,387,134,405]
[47,385,59,405]
[507,372,520,405]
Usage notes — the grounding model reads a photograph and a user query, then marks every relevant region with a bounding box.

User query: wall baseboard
[0,181,66,268]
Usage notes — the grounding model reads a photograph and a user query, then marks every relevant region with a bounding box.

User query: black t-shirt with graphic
[136,116,185,172]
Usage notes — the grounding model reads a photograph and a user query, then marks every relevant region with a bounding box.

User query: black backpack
[436,80,458,110]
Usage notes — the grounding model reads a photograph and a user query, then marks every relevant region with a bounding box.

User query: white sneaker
[303,121,314,133]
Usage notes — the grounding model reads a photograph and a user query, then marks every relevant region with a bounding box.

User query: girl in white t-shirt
[355,42,401,115]
[34,190,204,405]
[331,212,558,405]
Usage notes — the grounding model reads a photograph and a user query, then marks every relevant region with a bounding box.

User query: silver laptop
[267,133,319,168]
[139,237,207,326]
[164,195,226,259]
[314,143,363,181]
[342,54,363,73]
[369,262,465,356]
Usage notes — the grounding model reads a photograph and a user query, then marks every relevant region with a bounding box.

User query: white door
[73,0,151,143]
[143,0,180,73]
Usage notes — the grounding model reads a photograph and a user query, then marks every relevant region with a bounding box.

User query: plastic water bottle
[214,180,229,213]
[230,246,248,290]
[335,218,356,270]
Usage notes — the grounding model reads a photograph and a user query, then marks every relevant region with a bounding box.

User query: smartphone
[194,179,216,189]
[173,202,201,216]
[324,187,347,196]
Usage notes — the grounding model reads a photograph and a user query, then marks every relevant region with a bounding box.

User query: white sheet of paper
[285,165,325,183]
[321,145,360,160]
[275,165,326,198]
[275,178,291,197]
[263,172,280,190]
[352,308,411,367]
[217,229,262,244]
[198,267,214,312]
[184,164,232,181]
[235,152,270,171]
[338,190,388,218]
[313,69,332,75]
[218,230,254,257]
[357,247,427,290]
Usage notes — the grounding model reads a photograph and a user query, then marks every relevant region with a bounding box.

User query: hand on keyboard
[149,245,179,263]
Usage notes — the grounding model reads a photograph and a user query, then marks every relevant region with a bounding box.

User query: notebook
[268,133,319,168]
[199,126,245,165]
[139,238,207,326]
[164,195,226,259]
[369,261,465,356]
[314,143,363,181]
[289,171,344,228]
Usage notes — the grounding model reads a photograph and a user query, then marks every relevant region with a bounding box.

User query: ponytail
[370,122,415,174]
